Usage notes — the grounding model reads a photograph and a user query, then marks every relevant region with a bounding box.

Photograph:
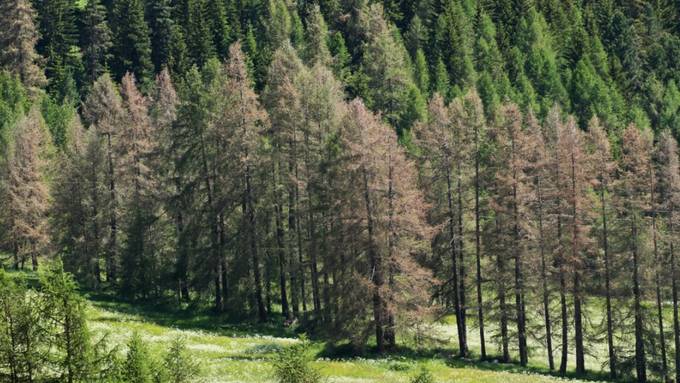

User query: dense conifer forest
[4,0,680,382]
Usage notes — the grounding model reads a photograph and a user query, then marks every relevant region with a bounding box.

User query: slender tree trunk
[105,132,117,283]
[175,211,190,301]
[456,161,468,356]
[246,165,267,322]
[385,149,396,349]
[303,133,322,320]
[362,167,384,353]
[670,212,680,383]
[556,158,568,376]
[572,153,585,375]
[537,177,554,370]
[474,131,486,359]
[495,213,509,362]
[512,170,527,366]
[559,271,568,375]
[91,162,102,286]
[632,215,647,382]
[288,151,300,318]
[651,176,668,381]
[601,187,616,379]
[446,168,465,356]
[274,162,290,320]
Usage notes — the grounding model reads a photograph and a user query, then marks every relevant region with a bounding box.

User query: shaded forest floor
[84,293,613,383]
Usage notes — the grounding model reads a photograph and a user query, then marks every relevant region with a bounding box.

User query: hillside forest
[3,0,680,382]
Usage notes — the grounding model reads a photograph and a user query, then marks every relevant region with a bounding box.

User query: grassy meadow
[84,294,610,383]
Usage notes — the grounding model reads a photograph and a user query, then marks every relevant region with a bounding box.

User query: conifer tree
[221,42,269,321]
[118,72,162,298]
[525,110,554,370]
[35,0,79,101]
[124,332,153,383]
[81,0,112,89]
[344,99,433,352]
[82,73,125,283]
[490,103,531,366]
[2,107,50,271]
[360,3,424,135]
[206,0,231,58]
[657,131,680,383]
[557,116,591,375]
[262,44,306,319]
[0,0,47,92]
[40,261,93,383]
[110,0,153,88]
[414,93,466,355]
[586,117,617,379]
[304,4,331,66]
[615,124,653,383]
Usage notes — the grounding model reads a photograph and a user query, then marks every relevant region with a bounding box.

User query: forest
[2,0,680,382]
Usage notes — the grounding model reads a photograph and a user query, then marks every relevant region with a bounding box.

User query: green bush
[410,367,436,383]
[272,335,322,383]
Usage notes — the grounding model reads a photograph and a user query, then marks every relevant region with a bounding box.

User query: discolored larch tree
[82,73,125,283]
[2,107,51,271]
[489,103,531,366]
[344,99,434,353]
[586,117,617,379]
[414,93,466,355]
[557,116,591,375]
[614,124,653,383]
[524,110,554,370]
[656,131,680,383]
[262,44,306,320]
[221,42,269,322]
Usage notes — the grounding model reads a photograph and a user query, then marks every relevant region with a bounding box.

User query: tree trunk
[274,162,290,320]
[572,153,585,375]
[512,171,527,366]
[632,215,647,382]
[537,177,554,370]
[474,131,486,359]
[495,214,509,363]
[670,212,680,383]
[288,158,300,318]
[600,186,616,379]
[246,165,267,322]
[105,132,117,283]
[447,168,465,356]
[304,133,322,320]
[651,176,668,381]
[362,167,384,353]
[456,161,467,356]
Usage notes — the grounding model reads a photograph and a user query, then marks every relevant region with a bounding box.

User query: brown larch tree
[525,111,554,370]
[82,73,125,283]
[344,99,433,353]
[262,44,306,320]
[557,116,591,375]
[615,124,653,383]
[222,42,269,322]
[490,103,531,366]
[463,89,488,360]
[656,130,680,383]
[413,93,466,355]
[2,106,50,271]
[0,0,46,92]
[586,116,617,379]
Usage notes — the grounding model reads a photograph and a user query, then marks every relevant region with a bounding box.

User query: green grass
[85,296,605,383]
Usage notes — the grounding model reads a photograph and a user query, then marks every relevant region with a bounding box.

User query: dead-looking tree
[344,99,433,353]
[2,106,50,271]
